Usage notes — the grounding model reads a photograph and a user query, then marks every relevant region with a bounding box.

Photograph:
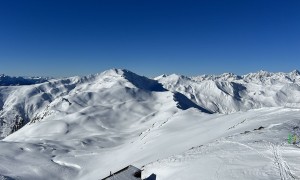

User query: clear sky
[0,0,300,77]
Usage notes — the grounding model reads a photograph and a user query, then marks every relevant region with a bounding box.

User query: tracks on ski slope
[270,143,298,180]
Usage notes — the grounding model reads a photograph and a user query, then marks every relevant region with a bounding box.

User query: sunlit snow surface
[0,69,300,179]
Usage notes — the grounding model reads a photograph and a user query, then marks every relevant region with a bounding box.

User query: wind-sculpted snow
[0,69,300,179]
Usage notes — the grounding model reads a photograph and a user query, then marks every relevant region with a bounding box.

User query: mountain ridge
[1,68,300,138]
[0,74,51,86]
[2,69,300,87]
[0,69,207,139]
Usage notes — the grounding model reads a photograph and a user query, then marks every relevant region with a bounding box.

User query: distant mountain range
[1,69,300,138]
[0,74,50,86]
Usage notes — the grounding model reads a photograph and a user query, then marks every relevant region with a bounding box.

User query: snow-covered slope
[0,76,81,138]
[0,69,300,180]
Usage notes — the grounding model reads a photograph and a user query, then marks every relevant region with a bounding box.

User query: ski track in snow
[270,143,299,180]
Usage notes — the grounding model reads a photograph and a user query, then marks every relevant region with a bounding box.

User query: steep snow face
[157,70,300,113]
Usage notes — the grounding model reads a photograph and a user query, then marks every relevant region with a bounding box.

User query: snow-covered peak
[185,70,300,84]
[154,74,167,80]
[191,72,242,82]
[156,74,190,84]
[99,68,126,77]
[242,70,300,84]
[243,70,272,79]
[290,69,300,76]
[92,69,167,91]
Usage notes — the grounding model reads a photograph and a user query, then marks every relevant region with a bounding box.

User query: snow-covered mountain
[157,70,300,113]
[0,74,50,86]
[0,69,300,180]
[0,69,207,139]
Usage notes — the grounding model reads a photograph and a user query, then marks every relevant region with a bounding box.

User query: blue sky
[0,0,300,77]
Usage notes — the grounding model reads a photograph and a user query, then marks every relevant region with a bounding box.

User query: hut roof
[102,165,142,180]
